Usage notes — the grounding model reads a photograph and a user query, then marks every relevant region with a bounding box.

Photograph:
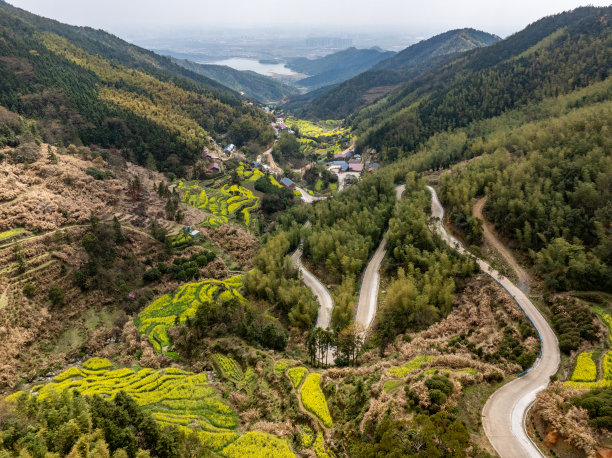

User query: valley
[0,1,611,457]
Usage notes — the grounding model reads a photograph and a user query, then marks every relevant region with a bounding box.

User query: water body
[207,57,298,76]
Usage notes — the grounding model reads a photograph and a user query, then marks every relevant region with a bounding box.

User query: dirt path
[473,197,530,293]
[354,184,405,331]
[429,186,559,458]
[263,147,284,175]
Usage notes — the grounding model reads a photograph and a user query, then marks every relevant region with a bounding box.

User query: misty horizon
[5,0,612,41]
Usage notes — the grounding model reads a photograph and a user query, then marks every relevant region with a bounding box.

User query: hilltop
[287,28,500,119]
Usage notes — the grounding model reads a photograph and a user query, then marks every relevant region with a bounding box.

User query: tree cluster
[0,390,191,457]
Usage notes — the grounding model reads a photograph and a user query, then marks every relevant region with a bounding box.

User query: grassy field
[6,358,295,456]
[179,181,259,228]
[135,276,244,354]
[0,228,24,243]
[387,355,433,377]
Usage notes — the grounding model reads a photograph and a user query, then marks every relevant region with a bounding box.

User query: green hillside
[353,7,612,156]
[289,28,499,119]
[0,0,273,171]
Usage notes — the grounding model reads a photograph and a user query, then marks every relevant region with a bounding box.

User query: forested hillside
[0,1,273,173]
[352,7,611,157]
[288,28,499,119]
[171,57,299,103]
[374,28,499,71]
[438,85,612,292]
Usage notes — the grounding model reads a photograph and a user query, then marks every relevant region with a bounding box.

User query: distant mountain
[170,57,299,103]
[286,47,396,90]
[287,29,500,119]
[374,28,499,70]
[0,0,273,171]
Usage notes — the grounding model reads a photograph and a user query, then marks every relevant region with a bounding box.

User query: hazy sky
[6,0,612,37]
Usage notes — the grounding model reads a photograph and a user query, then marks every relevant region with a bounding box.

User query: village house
[280,177,296,189]
[207,162,221,174]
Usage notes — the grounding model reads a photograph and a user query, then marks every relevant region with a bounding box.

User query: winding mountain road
[291,246,334,331]
[427,186,560,458]
[354,184,405,331]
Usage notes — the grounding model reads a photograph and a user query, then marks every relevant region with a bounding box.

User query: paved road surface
[427,186,559,458]
[354,184,405,331]
[295,186,324,204]
[291,247,334,331]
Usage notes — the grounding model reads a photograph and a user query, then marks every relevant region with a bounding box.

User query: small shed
[280,177,296,189]
[207,162,221,173]
[189,230,201,238]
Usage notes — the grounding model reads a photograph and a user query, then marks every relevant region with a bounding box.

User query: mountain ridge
[286,28,500,118]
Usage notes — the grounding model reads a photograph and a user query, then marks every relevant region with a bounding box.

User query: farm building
[207,162,221,174]
[189,230,201,238]
[334,151,352,161]
[223,144,236,153]
[280,177,296,189]
[203,151,220,160]
[348,163,364,172]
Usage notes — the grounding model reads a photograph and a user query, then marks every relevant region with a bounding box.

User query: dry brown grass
[345,274,536,436]
[0,144,262,390]
[532,382,599,457]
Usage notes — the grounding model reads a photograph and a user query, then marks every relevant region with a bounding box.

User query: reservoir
[207,57,298,76]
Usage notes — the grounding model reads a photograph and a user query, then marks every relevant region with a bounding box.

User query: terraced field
[211,353,256,389]
[285,117,354,156]
[236,163,264,182]
[566,308,612,389]
[135,276,244,354]
[286,117,349,139]
[387,355,433,377]
[6,358,295,457]
[300,373,333,428]
[179,181,259,228]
